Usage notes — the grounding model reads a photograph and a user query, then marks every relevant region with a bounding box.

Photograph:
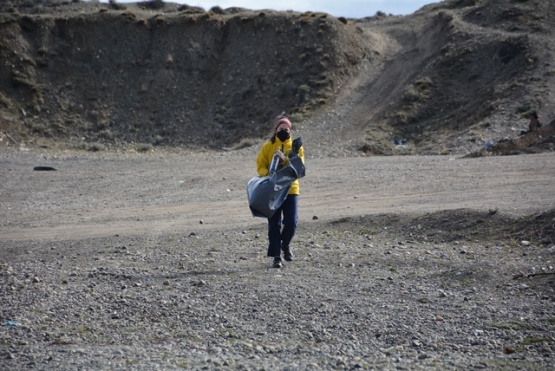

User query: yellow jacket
[256,137,304,195]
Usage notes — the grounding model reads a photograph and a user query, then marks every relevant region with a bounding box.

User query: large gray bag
[247,137,305,218]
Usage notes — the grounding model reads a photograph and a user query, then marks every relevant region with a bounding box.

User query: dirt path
[2,150,553,243]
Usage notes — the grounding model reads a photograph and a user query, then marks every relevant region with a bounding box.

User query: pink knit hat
[274,117,292,132]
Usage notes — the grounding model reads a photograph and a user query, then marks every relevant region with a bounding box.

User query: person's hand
[274,150,286,163]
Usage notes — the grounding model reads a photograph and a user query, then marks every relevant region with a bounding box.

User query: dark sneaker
[273,257,283,268]
[283,246,294,262]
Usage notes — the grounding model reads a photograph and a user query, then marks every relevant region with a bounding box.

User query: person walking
[256,116,305,268]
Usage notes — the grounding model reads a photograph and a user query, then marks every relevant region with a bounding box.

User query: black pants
[267,195,298,257]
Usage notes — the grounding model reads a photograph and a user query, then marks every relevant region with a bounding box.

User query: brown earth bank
[1,147,554,370]
[0,0,554,155]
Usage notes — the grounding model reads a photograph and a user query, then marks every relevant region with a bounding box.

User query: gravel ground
[1,148,554,370]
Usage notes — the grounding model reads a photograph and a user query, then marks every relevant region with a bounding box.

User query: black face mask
[276,130,290,142]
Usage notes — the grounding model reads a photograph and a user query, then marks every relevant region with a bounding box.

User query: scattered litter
[33,166,57,171]
[484,140,494,149]
[4,321,21,327]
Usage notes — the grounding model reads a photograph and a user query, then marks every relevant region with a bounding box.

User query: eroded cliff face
[0,3,372,148]
[0,0,553,155]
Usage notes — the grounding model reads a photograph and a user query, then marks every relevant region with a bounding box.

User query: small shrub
[98,130,113,140]
[0,92,13,110]
[122,11,136,21]
[403,85,423,102]
[414,77,434,89]
[394,111,409,124]
[142,0,165,10]
[209,6,224,14]
[109,0,126,10]
[179,6,203,14]
[32,123,47,133]
[88,143,106,152]
[137,143,153,152]
[11,74,35,89]
[404,78,433,103]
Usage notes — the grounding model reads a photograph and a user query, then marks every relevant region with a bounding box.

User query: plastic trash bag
[247,137,305,218]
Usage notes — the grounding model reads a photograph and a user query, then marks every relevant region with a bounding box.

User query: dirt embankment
[0,0,554,155]
[467,118,555,157]
[0,0,371,149]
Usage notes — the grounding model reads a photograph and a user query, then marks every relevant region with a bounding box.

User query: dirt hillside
[0,0,554,155]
